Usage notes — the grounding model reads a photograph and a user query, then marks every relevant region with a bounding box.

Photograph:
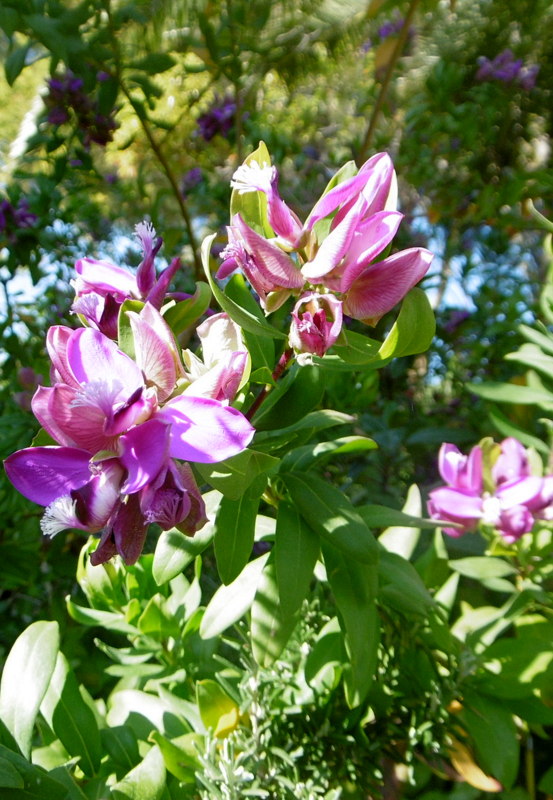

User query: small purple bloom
[197,95,237,141]
[289,293,343,359]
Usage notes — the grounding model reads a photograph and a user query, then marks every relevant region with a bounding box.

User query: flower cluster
[45,71,118,147]
[0,197,37,242]
[5,228,253,565]
[476,50,539,91]
[219,152,433,358]
[428,438,553,542]
[197,96,237,142]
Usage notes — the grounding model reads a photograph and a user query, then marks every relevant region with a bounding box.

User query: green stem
[356,0,421,166]
[246,347,294,421]
[103,0,202,278]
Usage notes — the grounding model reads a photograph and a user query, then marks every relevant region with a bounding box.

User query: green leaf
[107,690,189,741]
[378,549,434,616]
[378,484,423,558]
[153,519,216,586]
[0,621,59,758]
[101,726,140,773]
[200,553,269,639]
[66,598,139,635]
[281,472,379,565]
[275,500,320,619]
[304,617,344,694]
[331,329,382,365]
[459,690,519,788]
[111,745,165,800]
[201,234,286,339]
[280,435,377,472]
[150,731,202,782]
[118,299,145,359]
[214,488,261,584]
[252,364,326,430]
[378,288,435,360]
[0,754,24,788]
[254,409,354,447]
[129,53,176,74]
[230,142,273,235]
[40,652,101,776]
[196,681,240,738]
[196,449,278,500]
[321,541,379,708]
[488,406,550,456]
[505,343,553,378]
[468,381,553,408]
[358,503,440,531]
[251,554,300,667]
[449,557,517,580]
[5,42,30,86]
[0,745,69,799]
[162,282,212,335]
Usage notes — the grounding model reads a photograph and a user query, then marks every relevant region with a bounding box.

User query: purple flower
[476,50,539,90]
[289,293,343,359]
[0,197,37,240]
[4,310,255,564]
[44,69,118,148]
[197,96,236,141]
[428,438,553,542]
[72,220,180,338]
[181,167,203,195]
[222,152,433,326]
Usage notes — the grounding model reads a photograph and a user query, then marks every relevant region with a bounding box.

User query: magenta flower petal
[338,211,404,292]
[438,442,483,494]
[119,419,171,493]
[75,257,138,299]
[302,196,367,281]
[493,437,531,485]
[343,247,433,323]
[4,446,92,506]
[233,215,304,290]
[496,476,545,509]
[66,328,143,390]
[127,304,179,402]
[159,395,254,463]
[46,326,78,386]
[498,505,534,542]
[289,293,343,357]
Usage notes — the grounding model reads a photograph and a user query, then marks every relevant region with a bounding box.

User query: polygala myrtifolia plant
[1,143,553,798]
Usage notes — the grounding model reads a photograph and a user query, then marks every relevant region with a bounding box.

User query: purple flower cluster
[361,16,415,52]
[197,96,236,141]
[476,50,539,91]
[4,222,254,565]
[0,197,37,242]
[181,167,203,195]
[428,439,553,543]
[45,71,118,147]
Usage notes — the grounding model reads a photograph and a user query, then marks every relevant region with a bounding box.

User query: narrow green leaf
[196,449,278,500]
[214,489,261,584]
[100,727,140,773]
[281,472,378,565]
[321,541,379,708]
[5,43,30,86]
[0,744,69,799]
[358,504,440,531]
[378,288,435,359]
[449,557,517,580]
[117,299,145,359]
[111,745,165,800]
[459,690,519,788]
[0,755,24,788]
[150,731,202,781]
[252,364,326,429]
[162,282,211,335]
[468,381,553,407]
[200,553,269,639]
[304,617,344,694]
[40,652,101,776]
[0,621,59,758]
[378,549,434,616]
[196,680,240,738]
[129,53,176,74]
[66,598,139,635]
[280,435,377,472]
[152,519,216,586]
[378,484,423,558]
[275,500,320,619]
[251,554,300,667]
[332,329,382,365]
